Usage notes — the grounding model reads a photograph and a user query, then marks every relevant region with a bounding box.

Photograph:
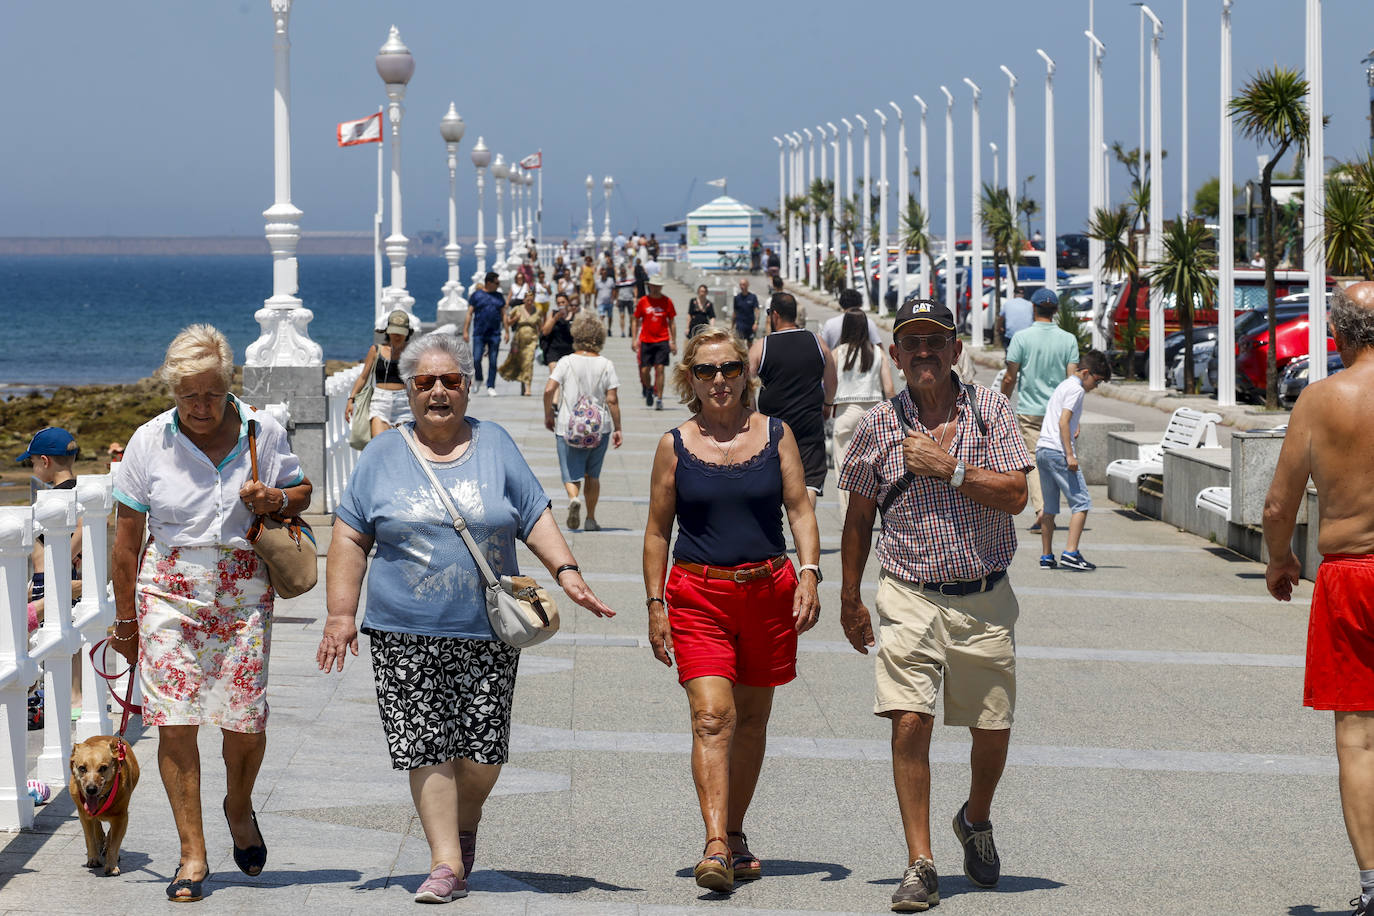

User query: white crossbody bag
[399,425,560,648]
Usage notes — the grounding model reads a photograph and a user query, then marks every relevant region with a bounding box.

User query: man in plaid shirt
[838,297,1030,912]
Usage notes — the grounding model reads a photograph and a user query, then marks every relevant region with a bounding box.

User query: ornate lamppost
[437,103,467,324]
[470,137,490,279]
[491,153,508,275]
[376,25,416,317]
[601,176,614,251]
[584,174,596,255]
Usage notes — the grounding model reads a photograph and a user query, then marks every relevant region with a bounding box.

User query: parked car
[1056,233,1090,269]
[1236,311,1335,400]
[1279,351,1346,406]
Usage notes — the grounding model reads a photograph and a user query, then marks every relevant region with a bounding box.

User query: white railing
[324,364,365,513]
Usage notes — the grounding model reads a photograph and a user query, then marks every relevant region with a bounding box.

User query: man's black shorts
[639,340,671,367]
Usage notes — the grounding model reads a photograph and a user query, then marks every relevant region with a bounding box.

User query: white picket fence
[324,364,364,513]
[0,402,293,832]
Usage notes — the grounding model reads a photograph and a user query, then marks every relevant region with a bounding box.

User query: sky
[2,0,1371,243]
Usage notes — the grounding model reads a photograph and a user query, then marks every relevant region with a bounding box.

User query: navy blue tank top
[671,416,786,566]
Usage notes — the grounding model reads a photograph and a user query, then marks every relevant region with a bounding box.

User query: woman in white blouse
[110,325,312,902]
[830,309,894,517]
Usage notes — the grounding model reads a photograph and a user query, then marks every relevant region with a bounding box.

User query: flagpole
[375,105,384,325]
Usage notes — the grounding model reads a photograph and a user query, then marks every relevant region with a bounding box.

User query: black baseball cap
[893,296,956,335]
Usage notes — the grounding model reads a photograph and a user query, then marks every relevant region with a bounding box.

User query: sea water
[0,254,477,387]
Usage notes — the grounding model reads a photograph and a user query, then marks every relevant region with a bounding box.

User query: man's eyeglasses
[690,361,746,381]
[895,333,956,352]
[410,373,467,392]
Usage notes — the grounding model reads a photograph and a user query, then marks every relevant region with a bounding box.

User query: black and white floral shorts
[363,628,521,770]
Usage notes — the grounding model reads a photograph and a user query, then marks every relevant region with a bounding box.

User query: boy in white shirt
[1036,350,1112,570]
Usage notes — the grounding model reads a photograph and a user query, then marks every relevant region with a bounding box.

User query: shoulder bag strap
[247,420,261,484]
[879,396,917,518]
[962,381,988,436]
[397,425,501,590]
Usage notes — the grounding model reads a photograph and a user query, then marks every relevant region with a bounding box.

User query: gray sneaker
[890,857,939,911]
[952,801,1000,887]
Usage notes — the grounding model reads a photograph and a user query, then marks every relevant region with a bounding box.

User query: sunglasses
[895,333,956,352]
[690,361,746,381]
[410,373,467,392]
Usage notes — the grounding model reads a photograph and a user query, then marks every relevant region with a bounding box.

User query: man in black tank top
[748,292,836,506]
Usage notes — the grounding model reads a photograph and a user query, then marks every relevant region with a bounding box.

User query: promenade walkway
[1,275,1351,914]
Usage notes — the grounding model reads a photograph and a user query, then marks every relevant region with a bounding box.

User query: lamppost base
[245,296,323,368]
[437,280,469,330]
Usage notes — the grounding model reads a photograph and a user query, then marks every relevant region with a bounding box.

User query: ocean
[0,253,478,389]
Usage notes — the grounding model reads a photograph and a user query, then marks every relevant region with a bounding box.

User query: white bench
[1195,486,1232,520]
[1105,407,1223,486]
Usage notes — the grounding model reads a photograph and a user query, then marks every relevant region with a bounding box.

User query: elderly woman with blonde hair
[544,312,622,531]
[111,324,312,902]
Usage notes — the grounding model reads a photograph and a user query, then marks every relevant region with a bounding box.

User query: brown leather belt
[674,556,787,583]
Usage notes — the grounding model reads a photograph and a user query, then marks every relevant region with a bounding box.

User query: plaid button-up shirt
[838,381,1032,582]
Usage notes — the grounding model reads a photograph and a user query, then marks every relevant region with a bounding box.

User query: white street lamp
[1306,0,1327,381]
[1181,0,1190,217]
[438,103,467,319]
[828,122,841,272]
[790,133,803,281]
[246,0,321,368]
[804,128,818,289]
[773,136,787,281]
[1141,6,1165,388]
[856,115,872,308]
[601,175,614,250]
[509,166,521,256]
[963,78,984,348]
[584,174,596,254]
[1037,49,1058,294]
[1217,1,1236,405]
[891,101,908,302]
[913,95,930,299]
[940,86,957,328]
[1000,65,1018,213]
[1086,30,1109,351]
[818,124,830,275]
[375,25,416,317]
[990,143,1000,190]
[874,109,889,309]
[491,153,507,272]
[470,137,491,279]
[842,118,857,292]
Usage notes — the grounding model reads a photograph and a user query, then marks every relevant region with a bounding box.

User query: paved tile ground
[1,275,1356,914]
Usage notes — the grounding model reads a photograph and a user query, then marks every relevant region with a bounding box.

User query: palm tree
[1325,154,1374,279]
[1148,219,1217,393]
[834,195,861,295]
[1229,66,1310,408]
[900,197,933,297]
[1086,204,1141,379]
[980,182,1023,348]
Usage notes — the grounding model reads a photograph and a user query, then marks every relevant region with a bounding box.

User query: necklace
[697,413,749,465]
[934,399,958,452]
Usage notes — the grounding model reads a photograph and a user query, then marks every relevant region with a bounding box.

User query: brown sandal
[693,836,734,892]
[727,830,761,881]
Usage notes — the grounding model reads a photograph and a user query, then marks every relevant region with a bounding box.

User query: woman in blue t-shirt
[317,332,615,904]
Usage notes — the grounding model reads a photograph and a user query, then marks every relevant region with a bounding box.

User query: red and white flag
[337,112,383,147]
[519,152,542,169]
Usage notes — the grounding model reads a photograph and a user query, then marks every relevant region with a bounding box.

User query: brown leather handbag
[246,420,318,598]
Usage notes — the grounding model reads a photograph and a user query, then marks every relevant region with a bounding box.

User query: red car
[1236,312,1335,397]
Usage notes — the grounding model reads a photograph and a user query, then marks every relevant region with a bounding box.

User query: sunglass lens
[720,361,744,379]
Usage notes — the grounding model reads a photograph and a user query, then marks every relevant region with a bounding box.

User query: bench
[1195,486,1232,520]
[1105,406,1223,486]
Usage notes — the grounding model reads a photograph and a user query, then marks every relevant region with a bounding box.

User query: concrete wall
[1230,429,1286,526]
[1161,448,1232,542]
[1076,412,1136,485]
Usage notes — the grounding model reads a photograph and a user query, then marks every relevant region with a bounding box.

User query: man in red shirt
[631,276,677,410]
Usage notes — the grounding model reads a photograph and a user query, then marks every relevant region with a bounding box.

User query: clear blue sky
[2,0,1369,241]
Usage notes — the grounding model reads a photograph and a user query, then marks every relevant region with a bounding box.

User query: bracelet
[279,488,288,511]
[110,631,136,643]
[348,396,355,401]
[113,617,137,627]
[645,597,666,608]
[554,563,580,581]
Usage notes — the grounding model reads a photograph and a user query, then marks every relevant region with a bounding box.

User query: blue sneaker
[1060,550,1096,571]
[1039,554,1057,569]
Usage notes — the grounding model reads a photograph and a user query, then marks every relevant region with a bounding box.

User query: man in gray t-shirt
[1000,288,1080,528]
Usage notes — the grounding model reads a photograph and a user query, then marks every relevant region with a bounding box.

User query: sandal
[727,830,762,881]
[223,796,267,876]
[166,863,209,902]
[693,836,734,893]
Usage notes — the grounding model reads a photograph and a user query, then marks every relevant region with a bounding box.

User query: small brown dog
[68,735,140,875]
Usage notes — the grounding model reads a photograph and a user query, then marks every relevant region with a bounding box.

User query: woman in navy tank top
[642,327,822,894]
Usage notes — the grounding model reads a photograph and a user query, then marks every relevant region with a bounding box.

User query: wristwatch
[949,460,967,489]
[799,564,823,583]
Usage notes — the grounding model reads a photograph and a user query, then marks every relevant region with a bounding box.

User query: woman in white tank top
[830,311,894,515]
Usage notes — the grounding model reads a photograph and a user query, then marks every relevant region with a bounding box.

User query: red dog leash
[89,637,141,738]
[79,737,128,818]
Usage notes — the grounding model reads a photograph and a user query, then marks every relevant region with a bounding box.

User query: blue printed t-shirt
[1004,321,1081,417]
[335,418,550,640]
[469,289,506,338]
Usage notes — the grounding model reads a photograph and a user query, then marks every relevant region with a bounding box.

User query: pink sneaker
[414,864,467,903]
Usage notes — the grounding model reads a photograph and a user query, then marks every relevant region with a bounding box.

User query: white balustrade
[325,363,366,512]
[32,489,82,785]
[0,507,38,831]
[73,476,115,741]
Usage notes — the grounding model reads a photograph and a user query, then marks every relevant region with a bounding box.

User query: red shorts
[665,559,799,687]
[1305,554,1374,711]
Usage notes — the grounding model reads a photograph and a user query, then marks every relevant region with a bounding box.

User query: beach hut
[686,195,763,270]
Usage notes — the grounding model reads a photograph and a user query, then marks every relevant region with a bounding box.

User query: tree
[1193,177,1221,220]
[1324,154,1374,279]
[1086,204,1141,379]
[900,196,933,285]
[1112,143,1167,231]
[980,182,1023,349]
[1229,65,1310,409]
[1148,219,1217,393]
[833,196,862,297]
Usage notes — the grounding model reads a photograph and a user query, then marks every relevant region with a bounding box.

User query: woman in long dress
[499,298,542,396]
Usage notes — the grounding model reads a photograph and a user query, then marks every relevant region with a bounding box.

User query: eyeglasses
[895,333,956,352]
[410,373,467,392]
[690,361,746,381]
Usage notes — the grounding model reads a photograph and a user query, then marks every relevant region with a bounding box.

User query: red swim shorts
[1304,554,1374,711]
[664,559,799,687]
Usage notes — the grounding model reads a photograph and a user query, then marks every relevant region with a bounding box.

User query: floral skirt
[136,542,274,732]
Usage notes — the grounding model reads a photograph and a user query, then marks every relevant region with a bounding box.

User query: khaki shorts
[873,572,1019,729]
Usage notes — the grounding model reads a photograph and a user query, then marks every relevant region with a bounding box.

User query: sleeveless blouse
[671,417,786,567]
[834,343,886,404]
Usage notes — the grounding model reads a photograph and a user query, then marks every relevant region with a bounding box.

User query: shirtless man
[1263,282,1374,916]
